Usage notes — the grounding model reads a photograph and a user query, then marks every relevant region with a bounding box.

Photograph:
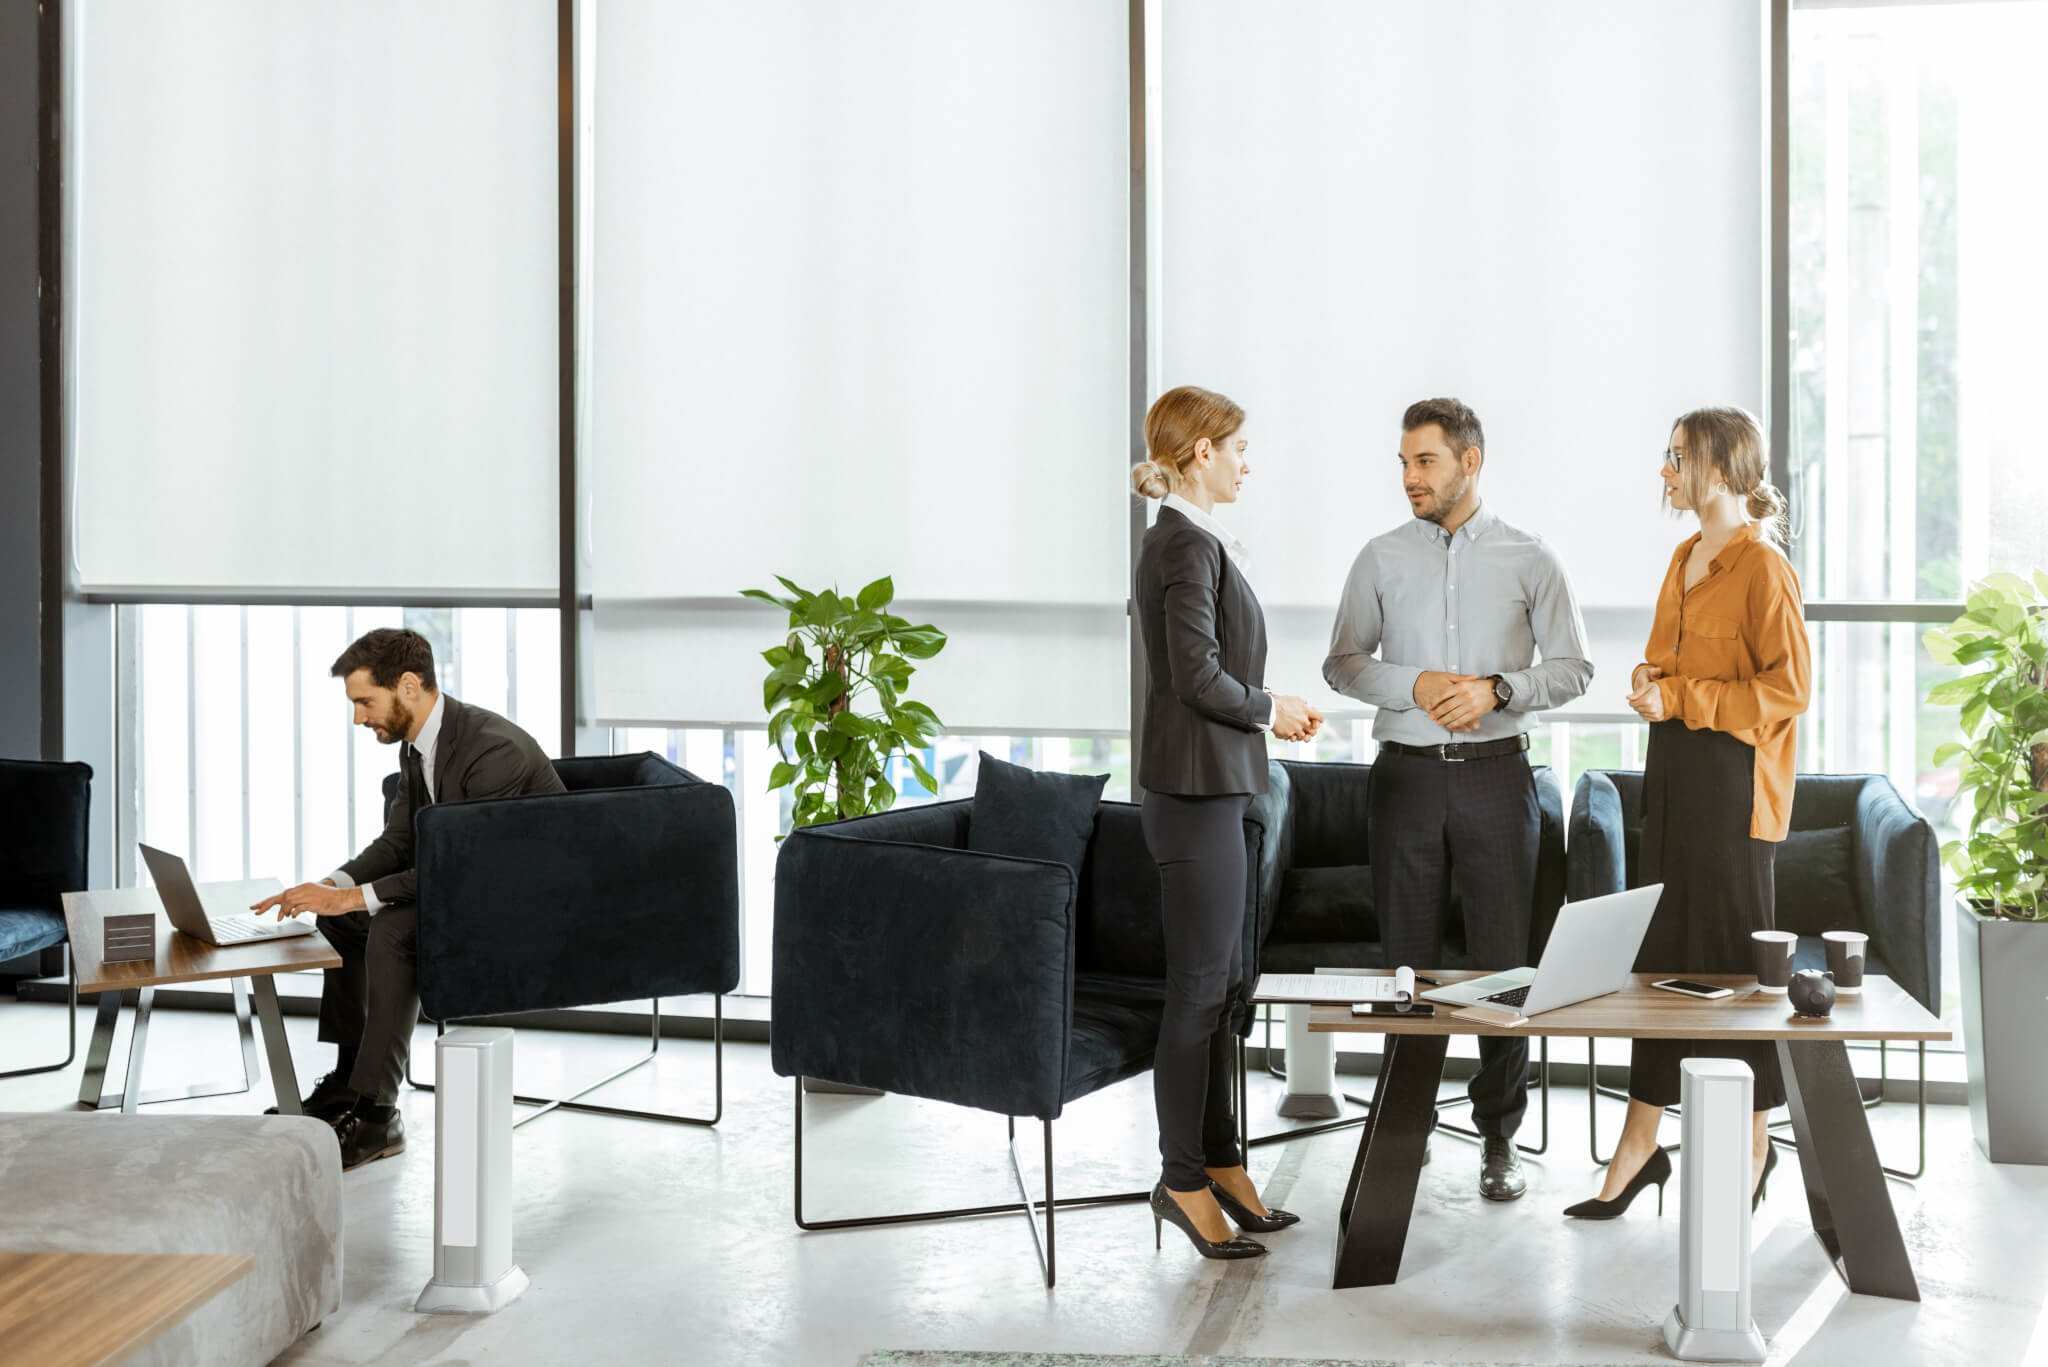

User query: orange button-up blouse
[1642,523,1813,841]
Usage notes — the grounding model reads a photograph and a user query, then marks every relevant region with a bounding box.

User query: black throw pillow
[1774,826,1857,937]
[967,751,1109,880]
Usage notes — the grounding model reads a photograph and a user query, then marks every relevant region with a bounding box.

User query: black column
[0,0,47,761]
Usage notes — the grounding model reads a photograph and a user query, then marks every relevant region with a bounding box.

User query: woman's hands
[1268,692,1324,742]
[1627,665,1668,722]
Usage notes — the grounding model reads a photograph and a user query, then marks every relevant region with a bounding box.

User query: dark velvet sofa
[1,759,90,1079]
[397,751,740,1125]
[770,793,1277,1285]
[1568,768,1939,1173]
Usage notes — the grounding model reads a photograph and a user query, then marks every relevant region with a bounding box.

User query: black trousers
[1142,791,1249,1192]
[1368,748,1539,1140]
[316,905,421,1106]
[1629,720,1787,1110]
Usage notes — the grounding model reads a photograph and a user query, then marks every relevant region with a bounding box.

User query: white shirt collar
[1163,492,1250,569]
[410,693,447,794]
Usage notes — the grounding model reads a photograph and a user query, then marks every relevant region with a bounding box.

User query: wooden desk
[1309,972,1950,1301]
[61,883,342,1116]
[0,1251,251,1367]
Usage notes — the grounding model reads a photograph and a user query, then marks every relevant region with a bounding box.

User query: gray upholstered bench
[0,1112,341,1366]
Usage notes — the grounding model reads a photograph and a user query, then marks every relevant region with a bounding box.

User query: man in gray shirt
[1323,397,1591,1202]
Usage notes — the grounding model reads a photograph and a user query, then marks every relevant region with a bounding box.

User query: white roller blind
[69,0,559,596]
[1158,0,1765,717]
[585,0,1131,733]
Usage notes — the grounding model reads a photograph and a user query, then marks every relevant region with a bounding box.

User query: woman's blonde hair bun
[1130,459,1172,500]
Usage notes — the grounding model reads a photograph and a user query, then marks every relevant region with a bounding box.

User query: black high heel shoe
[1208,1179,1302,1233]
[1752,1141,1779,1212]
[1151,1184,1267,1260]
[1563,1146,1672,1220]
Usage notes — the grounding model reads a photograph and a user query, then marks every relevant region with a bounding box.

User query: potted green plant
[1924,569,2048,1163]
[742,574,946,831]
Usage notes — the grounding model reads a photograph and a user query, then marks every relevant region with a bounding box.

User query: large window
[67,3,2048,1043]
[119,606,561,891]
[1787,0,2048,1039]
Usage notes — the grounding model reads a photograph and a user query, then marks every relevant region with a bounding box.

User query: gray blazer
[339,693,566,907]
[1134,505,1272,796]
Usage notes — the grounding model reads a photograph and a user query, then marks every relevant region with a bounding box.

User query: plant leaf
[768,760,798,790]
[1926,676,1983,706]
[1930,741,1965,767]
[856,575,895,612]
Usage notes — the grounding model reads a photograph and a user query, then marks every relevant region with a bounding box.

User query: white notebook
[1252,967,1417,1006]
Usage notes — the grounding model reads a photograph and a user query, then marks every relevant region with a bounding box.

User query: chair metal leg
[0,956,78,1080]
[407,998,726,1128]
[792,1078,1143,1287]
[1431,1036,1551,1156]
[1764,1038,1926,1181]
[1245,1005,1375,1148]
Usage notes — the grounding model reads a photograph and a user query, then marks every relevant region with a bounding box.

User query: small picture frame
[103,912,156,965]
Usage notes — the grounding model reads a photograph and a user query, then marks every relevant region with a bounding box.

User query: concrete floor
[1,994,2043,1367]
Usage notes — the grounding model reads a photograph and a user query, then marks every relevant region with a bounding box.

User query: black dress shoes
[265,1067,359,1125]
[334,1103,406,1171]
[1150,1185,1267,1260]
[1207,1179,1302,1233]
[1478,1134,1527,1201]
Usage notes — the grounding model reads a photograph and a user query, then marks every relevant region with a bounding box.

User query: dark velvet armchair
[1248,757,1569,1150]
[0,759,91,1080]
[398,751,740,1126]
[770,794,1277,1287]
[1569,769,1940,1175]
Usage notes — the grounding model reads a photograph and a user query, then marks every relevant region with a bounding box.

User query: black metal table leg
[1777,1038,1919,1302]
[1331,1032,1449,1289]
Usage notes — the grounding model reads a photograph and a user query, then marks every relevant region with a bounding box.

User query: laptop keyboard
[1483,985,1532,1008]
[210,915,282,943]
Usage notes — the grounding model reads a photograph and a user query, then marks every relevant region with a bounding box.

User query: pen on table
[1413,974,1441,987]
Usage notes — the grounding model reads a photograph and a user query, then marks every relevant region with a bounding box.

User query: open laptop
[1419,883,1663,1020]
[138,844,316,946]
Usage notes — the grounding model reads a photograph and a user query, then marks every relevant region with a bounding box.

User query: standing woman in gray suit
[1132,385,1322,1261]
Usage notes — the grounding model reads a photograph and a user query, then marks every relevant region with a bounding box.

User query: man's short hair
[330,627,437,692]
[1402,397,1485,459]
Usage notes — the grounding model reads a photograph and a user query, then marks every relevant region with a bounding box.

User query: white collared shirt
[1160,492,1276,733]
[327,692,447,914]
[1162,492,1251,570]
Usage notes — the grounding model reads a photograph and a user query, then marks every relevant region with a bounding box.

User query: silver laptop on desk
[1420,884,1663,1018]
[139,844,315,946]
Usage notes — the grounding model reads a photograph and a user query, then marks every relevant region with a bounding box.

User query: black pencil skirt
[1626,720,1787,1111]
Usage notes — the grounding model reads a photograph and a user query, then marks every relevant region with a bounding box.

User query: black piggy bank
[1788,969,1836,1018]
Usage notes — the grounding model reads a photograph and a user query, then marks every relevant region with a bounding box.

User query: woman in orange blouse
[1566,406,1812,1221]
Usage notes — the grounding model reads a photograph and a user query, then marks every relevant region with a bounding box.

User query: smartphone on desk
[1351,1001,1436,1017]
[1652,978,1734,1000]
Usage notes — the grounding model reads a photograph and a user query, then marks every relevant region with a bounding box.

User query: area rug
[862,1355,1550,1367]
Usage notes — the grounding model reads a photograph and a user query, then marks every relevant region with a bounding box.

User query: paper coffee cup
[1823,930,1868,995]
[1752,929,1797,994]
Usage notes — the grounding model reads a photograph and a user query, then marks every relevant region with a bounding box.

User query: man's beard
[373,699,416,743]
[1415,473,1471,525]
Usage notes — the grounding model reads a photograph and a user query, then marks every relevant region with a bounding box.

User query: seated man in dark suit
[254,627,565,1169]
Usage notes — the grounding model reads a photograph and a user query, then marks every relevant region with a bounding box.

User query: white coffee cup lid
[1752,930,1797,941]
[1822,930,1868,941]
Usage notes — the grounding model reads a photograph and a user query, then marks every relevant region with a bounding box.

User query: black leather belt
[1379,734,1531,763]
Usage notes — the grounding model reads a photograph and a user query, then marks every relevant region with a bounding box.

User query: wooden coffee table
[1310,971,1950,1301]
[0,1250,251,1367]
[61,882,342,1115]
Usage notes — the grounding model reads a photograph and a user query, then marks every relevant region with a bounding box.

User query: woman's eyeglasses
[1662,449,1684,471]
